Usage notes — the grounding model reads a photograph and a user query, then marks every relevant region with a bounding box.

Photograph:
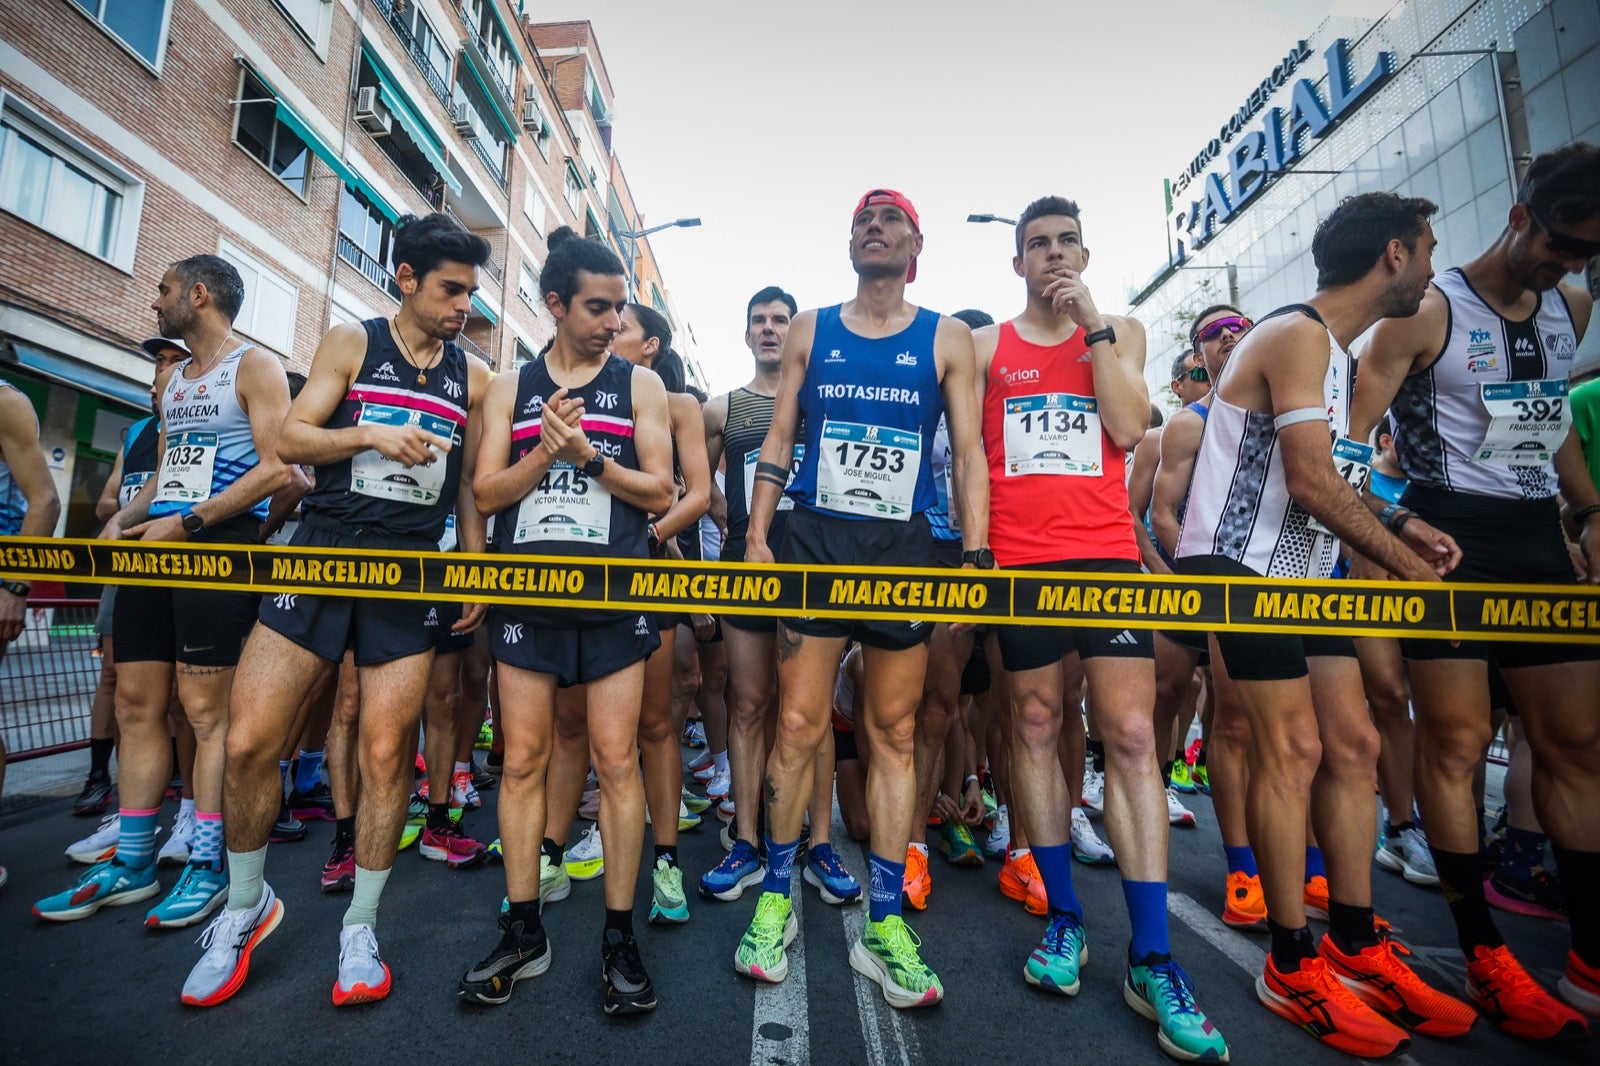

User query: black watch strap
[1084,325,1116,347]
[1,580,30,598]
[581,454,606,479]
[962,548,996,569]
[182,511,206,534]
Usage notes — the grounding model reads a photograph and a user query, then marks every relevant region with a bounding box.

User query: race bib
[1476,379,1570,466]
[350,404,454,505]
[438,511,457,553]
[816,420,919,521]
[513,461,612,544]
[1003,393,1103,476]
[153,430,218,504]
[1307,437,1373,535]
[744,444,803,513]
[119,471,152,509]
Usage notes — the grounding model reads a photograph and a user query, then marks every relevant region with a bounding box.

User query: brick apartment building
[0,1,700,542]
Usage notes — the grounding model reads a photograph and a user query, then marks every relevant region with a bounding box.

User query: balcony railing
[482,251,502,284]
[458,13,515,107]
[338,234,402,302]
[371,0,452,108]
[469,135,506,189]
[455,330,493,366]
[373,133,445,209]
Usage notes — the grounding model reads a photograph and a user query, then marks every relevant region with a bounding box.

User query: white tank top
[1391,268,1578,500]
[1176,305,1351,579]
[150,344,266,520]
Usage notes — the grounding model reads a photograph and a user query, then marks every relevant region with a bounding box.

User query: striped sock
[192,811,223,865]
[116,808,161,868]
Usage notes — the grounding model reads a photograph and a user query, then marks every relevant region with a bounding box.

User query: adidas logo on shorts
[1109,630,1139,646]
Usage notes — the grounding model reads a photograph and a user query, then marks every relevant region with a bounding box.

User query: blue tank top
[0,382,31,536]
[927,415,960,541]
[787,304,944,521]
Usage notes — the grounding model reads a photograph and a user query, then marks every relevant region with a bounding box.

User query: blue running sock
[1306,845,1327,882]
[117,808,160,869]
[1224,844,1258,877]
[1122,879,1171,961]
[1031,842,1082,919]
[763,836,799,897]
[867,852,904,922]
[192,811,223,865]
[293,749,325,793]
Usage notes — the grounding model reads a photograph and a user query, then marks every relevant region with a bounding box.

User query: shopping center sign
[1168,38,1396,255]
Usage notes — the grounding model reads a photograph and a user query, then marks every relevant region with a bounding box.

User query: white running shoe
[1069,807,1115,865]
[705,768,731,799]
[692,763,717,784]
[687,750,714,774]
[1081,769,1105,812]
[332,923,391,1006]
[1375,825,1440,887]
[180,883,283,1007]
[1166,787,1196,827]
[565,823,604,881]
[983,805,1011,859]
[716,797,736,823]
[66,814,121,865]
[160,809,198,866]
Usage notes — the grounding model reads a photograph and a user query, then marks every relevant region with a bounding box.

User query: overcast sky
[534,0,1358,391]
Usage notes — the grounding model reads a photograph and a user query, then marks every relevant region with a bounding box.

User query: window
[70,0,172,69]
[523,182,546,236]
[272,0,330,49]
[393,2,452,93]
[564,161,583,216]
[518,263,538,310]
[513,339,536,368]
[217,239,298,355]
[234,71,311,197]
[338,186,401,300]
[0,98,142,270]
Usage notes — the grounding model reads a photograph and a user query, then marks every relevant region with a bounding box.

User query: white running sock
[226,846,268,911]
[343,864,392,927]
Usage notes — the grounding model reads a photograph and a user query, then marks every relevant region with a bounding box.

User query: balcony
[373,133,446,210]
[458,14,515,113]
[370,0,452,108]
[455,330,493,366]
[338,234,402,302]
[469,135,506,189]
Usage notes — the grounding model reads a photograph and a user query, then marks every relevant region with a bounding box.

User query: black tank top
[722,387,801,548]
[304,318,468,541]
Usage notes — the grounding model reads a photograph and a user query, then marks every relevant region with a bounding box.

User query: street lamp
[967,213,1016,225]
[616,217,701,300]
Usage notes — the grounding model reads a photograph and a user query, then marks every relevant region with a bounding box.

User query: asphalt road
[0,764,1592,1065]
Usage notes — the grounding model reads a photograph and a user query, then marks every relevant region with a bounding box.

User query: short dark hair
[951,308,994,330]
[686,384,708,404]
[1148,404,1165,429]
[1312,192,1437,288]
[171,255,244,323]
[1015,196,1082,256]
[626,302,686,393]
[539,228,624,305]
[1517,142,1600,227]
[746,286,797,324]
[391,213,491,282]
[1188,304,1245,347]
[285,371,307,400]
[1376,414,1394,441]
[1169,349,1196,380]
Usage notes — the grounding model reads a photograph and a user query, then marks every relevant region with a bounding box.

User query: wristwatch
[182,510,206,535]
[962,547,996,570]
[0,580,29,599]
[1084,324,1116,348]
[580,453,606,480]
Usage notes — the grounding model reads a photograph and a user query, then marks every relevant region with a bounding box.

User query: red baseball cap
[852,188,920,282]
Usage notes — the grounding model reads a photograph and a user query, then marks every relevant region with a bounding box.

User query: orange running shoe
[1559,949,1600,1017]
[1256,954,1410,1058]
[1222,871,1267,931]
[1467,943,1589,1040]
[1319,934,1475,1037]
[903,845,931,911]
[998,848,1048,916]
[1303,877,1391,932]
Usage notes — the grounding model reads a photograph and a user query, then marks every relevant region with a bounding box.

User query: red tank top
[983,322,1137,566]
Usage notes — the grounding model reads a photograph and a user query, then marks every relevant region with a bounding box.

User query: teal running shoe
[1125,953,1230,1062]
[1024,911,1088,995]
[145,860,229,928]
[33,859,161,922]
[649,858,690,924]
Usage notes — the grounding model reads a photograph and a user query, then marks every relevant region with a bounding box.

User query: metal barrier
[1,599,101,762]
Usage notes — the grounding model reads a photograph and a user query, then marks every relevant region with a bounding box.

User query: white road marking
[833,806,918,1066]
[749,870,809,1065]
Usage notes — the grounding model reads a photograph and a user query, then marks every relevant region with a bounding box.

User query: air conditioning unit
[522,101,543,133]
[523,85,540,105]
[452,102,477,138]
[354,86,391,136]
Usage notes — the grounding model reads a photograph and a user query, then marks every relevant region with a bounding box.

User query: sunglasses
[1183,366,1210,382]
[1196,315,1251,343]
[1528,207,1600,260]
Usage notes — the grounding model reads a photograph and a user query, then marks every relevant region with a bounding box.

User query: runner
[1176,192,1475,1056]
[1354,144,1600,1037]
[178,215,490,1007]
[734,188,987,1008]
[456,231,673,1013]
[33,256,296,932]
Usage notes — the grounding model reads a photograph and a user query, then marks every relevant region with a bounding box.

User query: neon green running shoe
[649,858,690,925]
[849,915,944,1008]
[475,720,493,750]
[1192,764,1210,793]
[1025,911,1088,995]
[1169,759,1197,794]
[1125,954,1230,1061]
[733,891,796,982]
[682,787,712,815]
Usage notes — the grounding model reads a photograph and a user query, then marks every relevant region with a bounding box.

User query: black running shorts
[112,516,260,667]
[779,507,934,652]
[997,559,1155,672]
[488,609,659,687]
[1175,555,1355,681]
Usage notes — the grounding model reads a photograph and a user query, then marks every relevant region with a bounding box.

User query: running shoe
[486,838,503,863]
[565,824,604,881]
[649,858,690,925]
[1024,911,1088,995]
[1081,769,1105,811]
[397,822,422,851]
[1192,764,1210,793]
[578,794,601,820]
[270,804,307,844]
[716,797,736,823]
[287,782,335,822]
[1168,760,1198,794]
[687,749,715,774]
[700,840,764,900]
[471,758,496,792]
[602,928,657,1014]
[1256,954,1410,1057]
[803,843,862,904]
[420,823,488,869]
[682,787,712,815]
[332,923,391,1006]
[475,719,494,750]
[144,860,229,929]
[1070,807,1115,865]
[1167,787,1196,828]
[321,838,356,892]
[704,767,731,800]
[999,848,1049,916]
[939,820,984,866]
[1303,875,1330,921]
[1319,933,1475,1037]
[485,752,503,774]
[693,762,717,784]
[451,769,481,810]
[73,771,114,817]
[1185,738,1203,763]
[34,859,161,921]
[181,883,283,1007]
[1466,942,1589,1040]
[1125,953,1230,1061]
[983,806,1011,859]
[1221,871,1267,931]
[903,845,931,910]
[1559,949,1600,1018]
[734,891,796,982]
[720,822,738,853]
[850,914,943,1009]
[159,809,197,866]
[1485,867,1568,922]
[682,720,707,748]
[1375,826,1440,887]
[65,813,121,865]
[644,799,702,832]
[541,853,571,908]
[459,913,551,1005]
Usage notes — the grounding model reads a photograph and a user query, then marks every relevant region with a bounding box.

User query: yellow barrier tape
[3,536,1598,644]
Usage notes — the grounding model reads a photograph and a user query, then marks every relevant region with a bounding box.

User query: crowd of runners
[1,142,1599,1061]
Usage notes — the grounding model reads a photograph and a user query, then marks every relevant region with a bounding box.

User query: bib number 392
[1476,379,1570,466]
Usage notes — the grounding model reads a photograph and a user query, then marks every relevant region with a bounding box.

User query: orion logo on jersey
[501,622,524,644]
[998,366,1040,386]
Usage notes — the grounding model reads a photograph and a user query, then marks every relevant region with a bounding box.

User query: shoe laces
[747,895,791,946]
[873,916,930,971]
[811,847,849,880]
[1474,945,1544,996]
[340,924,381,968]
[1042,912,1083,954]
[1147,959,1202,1017]
[195,905,250,954]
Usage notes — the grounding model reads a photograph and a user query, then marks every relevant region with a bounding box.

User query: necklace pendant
[416,371,427,386]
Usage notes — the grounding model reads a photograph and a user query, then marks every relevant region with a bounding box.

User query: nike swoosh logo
[181,645,214,654]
